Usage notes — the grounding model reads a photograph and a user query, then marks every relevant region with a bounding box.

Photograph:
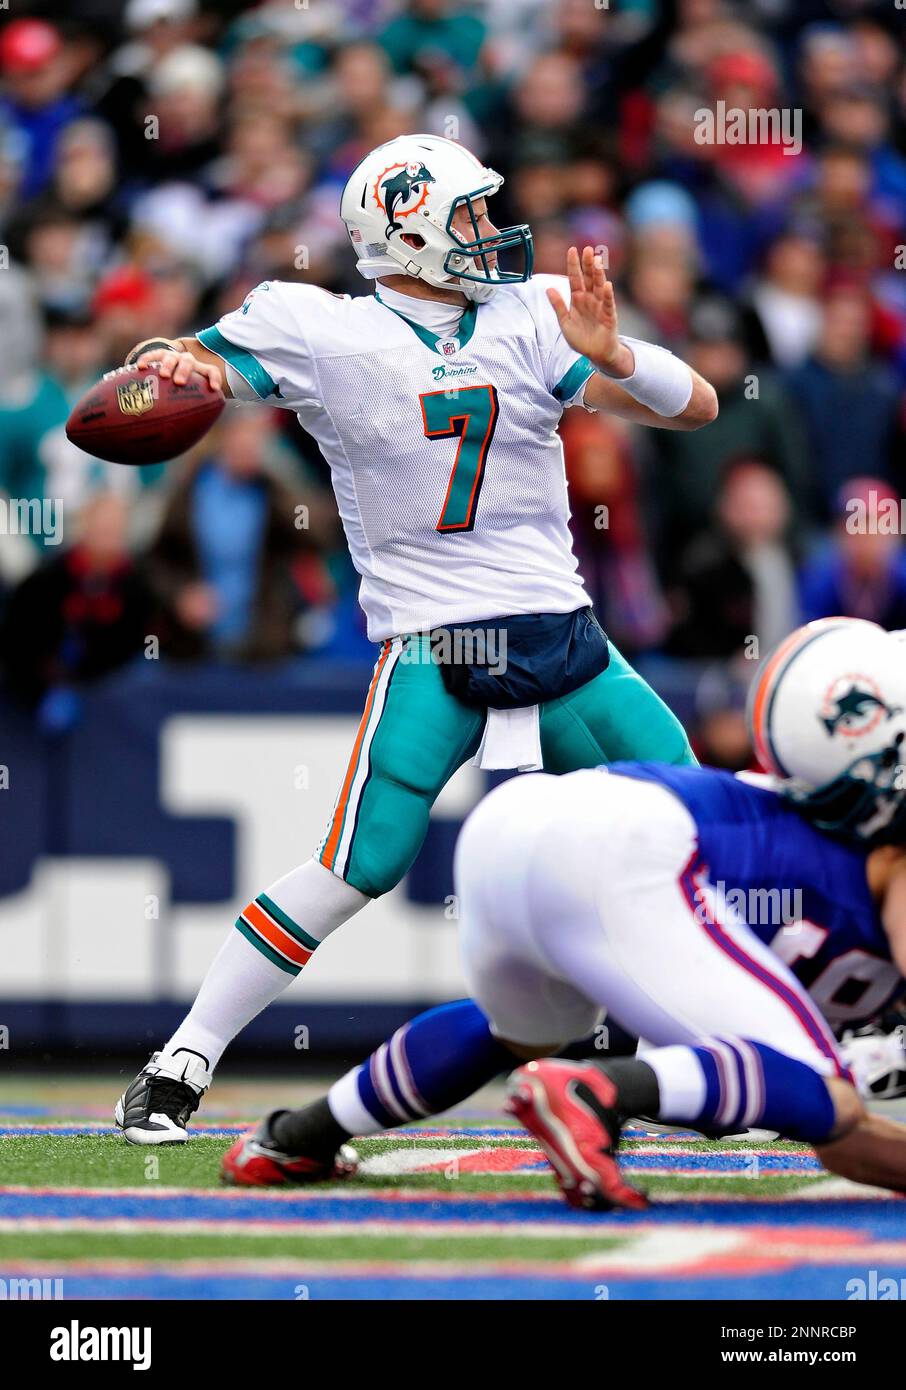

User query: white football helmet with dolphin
[748,617,906,844]
[339,134,533,304]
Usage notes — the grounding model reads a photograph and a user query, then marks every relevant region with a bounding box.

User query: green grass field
[1,1076,902,1299]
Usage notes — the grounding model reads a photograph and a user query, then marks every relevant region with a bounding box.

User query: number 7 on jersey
[419,384,499,533]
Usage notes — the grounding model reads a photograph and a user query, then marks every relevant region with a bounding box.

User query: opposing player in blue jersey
[222,618,906,1195]
[455,618,906,1208]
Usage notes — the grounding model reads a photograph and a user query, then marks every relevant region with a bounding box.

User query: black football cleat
[114,1050,211,1145]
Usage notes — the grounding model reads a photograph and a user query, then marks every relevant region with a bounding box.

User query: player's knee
[343,776,433,897]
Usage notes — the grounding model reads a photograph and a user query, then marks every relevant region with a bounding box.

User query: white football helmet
[339,134,533,303]
[748,618,906,843]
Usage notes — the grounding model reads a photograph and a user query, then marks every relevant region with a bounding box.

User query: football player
[116,135,717,1146]
[451,618,906,1208]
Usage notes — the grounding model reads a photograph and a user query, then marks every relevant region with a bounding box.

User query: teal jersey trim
[197,326,277,399]
[374,292,478,355]
[552,355,595,404]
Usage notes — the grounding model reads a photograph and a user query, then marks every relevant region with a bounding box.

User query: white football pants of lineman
[456,769,842,1078]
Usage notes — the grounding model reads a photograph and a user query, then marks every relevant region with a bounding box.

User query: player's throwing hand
[546,246,635,379]
[135,347,224,393]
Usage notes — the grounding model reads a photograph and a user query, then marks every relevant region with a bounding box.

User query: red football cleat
[221,1111,358,1187]
[505,1059,649,1212]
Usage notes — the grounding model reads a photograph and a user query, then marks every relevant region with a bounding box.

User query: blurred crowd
[0,0,905,761]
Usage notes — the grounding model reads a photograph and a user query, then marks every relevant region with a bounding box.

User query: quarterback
[115,134,717,1146]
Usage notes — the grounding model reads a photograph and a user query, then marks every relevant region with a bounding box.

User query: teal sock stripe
[234,916,301,976]
[256,893,321,952]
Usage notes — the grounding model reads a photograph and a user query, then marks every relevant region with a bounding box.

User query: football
[65,361,225,466]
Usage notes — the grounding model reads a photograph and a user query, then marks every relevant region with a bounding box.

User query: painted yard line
[360,1147,549,1176]
[651,1184,897,1204]
[571,1228,906,1278]
[0,1123,781,1149]
[621,1146,803,1159]
[2,1196,900,1237]
[0,1124,529,1139]
[0,1257,612,1280]
[361,1147,485,1176]
[3,1181,899,1213]
[0,1135,823,1173]
[356,1148,820,1177]
[0,1124,188,1135]
[788,1178,899,1201]
[9,1232,906,1284]
[0,1120,758,1141]
[620,1166,818,1178]
[0,1179,830,1217]
[0,1216,619,1239]
[0,1183,557,1204]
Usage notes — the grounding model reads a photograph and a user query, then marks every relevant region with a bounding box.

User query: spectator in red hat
[90,265,159,366]
[0,19,83,198]
[705,48,807,207]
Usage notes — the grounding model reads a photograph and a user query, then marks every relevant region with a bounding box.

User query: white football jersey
[198,275,595,641]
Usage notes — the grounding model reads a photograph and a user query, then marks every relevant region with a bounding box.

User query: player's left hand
[547,246,635,379]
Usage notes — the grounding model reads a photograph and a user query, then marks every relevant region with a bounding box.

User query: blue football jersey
[608,761,903,1030]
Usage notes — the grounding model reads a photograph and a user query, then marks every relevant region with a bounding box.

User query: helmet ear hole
[400,233,426,250]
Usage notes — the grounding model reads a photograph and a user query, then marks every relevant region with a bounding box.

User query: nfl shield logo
[439,339,459,357]
[116,375,157,417]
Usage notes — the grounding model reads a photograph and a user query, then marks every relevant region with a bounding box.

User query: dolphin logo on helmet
[378,162,435,235]
[821,681,902,738]
[340,134,533,304]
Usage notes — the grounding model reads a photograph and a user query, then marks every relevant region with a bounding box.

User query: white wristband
[600,336,693,418]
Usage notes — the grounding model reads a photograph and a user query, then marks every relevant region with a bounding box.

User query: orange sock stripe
[321,640,391,871]
[241,900,313,968]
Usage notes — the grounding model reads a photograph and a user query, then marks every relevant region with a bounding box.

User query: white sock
[644,1045,707,1123]
[328,1067,383,1136]
[164,858,370,1071]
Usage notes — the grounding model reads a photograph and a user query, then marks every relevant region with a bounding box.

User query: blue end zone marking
[621,1153,822,1172]
[12,1265,905,1301]
[3,1191,906,1239]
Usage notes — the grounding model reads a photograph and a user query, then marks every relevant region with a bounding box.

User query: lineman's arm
[816,1097,906,1194]
[813,855,906,1194]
